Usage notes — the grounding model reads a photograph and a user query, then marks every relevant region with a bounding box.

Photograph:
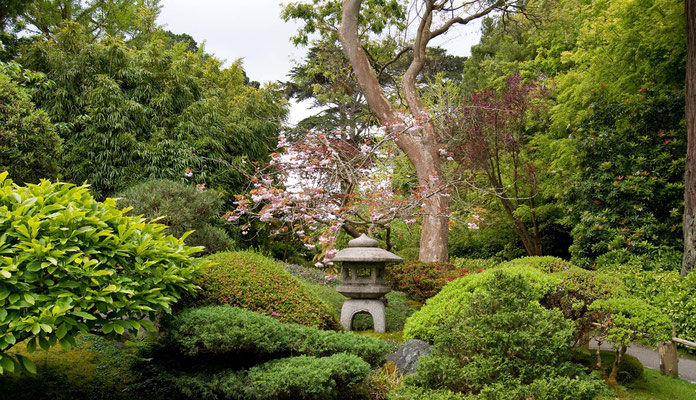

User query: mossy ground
[609,369,696,400]
[0,334,137,400]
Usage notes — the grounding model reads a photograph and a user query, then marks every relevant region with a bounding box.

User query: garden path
[590,339,696,383]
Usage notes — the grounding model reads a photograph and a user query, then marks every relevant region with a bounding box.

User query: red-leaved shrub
[385,261,470,303]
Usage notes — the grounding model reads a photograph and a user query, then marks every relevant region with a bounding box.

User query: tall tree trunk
[338,0,449,262]
[683,0,696,276]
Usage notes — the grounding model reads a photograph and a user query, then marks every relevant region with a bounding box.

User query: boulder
[387,339,432,375]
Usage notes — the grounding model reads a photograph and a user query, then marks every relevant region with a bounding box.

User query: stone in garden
[387,339,432,375]
[333,234,402,332]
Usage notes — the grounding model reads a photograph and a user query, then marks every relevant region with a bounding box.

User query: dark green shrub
[243,353,370,399]
[163,353,370,400]
[167,306,389,367]
[475,376,604,400]
[385,261,469,303]
[387,386,467,400]
[402,270,603,398]
[0,72,61,185]
[0,175,204,374]
[198,251,340,329]
[117,179,234,254]
[571,350,643,385]
[0,334,136,400]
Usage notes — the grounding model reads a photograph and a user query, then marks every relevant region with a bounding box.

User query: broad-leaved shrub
[0,175,204,374]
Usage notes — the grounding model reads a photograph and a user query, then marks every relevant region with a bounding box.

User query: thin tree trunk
[683,0,696,276]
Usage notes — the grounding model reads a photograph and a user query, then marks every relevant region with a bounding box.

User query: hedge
[167,305,390,367]
[197,251,340,329]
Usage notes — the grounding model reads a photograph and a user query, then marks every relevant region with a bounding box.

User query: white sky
[157,0,483,123]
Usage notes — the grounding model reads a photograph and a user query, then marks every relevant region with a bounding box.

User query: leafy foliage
[605,262,696,342]
[163,353,371,400]
[589,297,671,385]
[19,22,285,199]
[116,179,234,254]
[168,305,389,367]
[0,333,137,400]
[403,261,560,342]
[0,70,60,185]
[197,251,340,329]
[402,270,603,399]
[404,256,620,344]
[385,261,469,303]
[0,174,204,374]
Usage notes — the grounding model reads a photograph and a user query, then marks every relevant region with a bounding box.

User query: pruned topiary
[197,251,340,330]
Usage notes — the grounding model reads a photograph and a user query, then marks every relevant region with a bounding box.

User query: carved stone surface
[387,339,432,375]
[332,234,403,263]
[334,234,402,332]
[341,299,386,332]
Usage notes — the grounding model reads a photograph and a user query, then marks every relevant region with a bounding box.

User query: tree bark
[683,0,696,276]
[338,0,449,262]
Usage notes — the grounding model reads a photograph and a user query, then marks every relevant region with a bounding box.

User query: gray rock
[387,339,432,375]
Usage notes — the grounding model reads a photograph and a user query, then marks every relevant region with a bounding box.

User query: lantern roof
[332,234,403,263]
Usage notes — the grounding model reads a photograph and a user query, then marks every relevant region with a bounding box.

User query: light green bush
[403,263,559,342]
[0,174,204,374]
[602,263,696,343]
[497,256,574,272]
[589,297,671,385]
[401,270,603,399]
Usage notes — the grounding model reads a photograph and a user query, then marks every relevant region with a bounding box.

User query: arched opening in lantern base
[351,311,374,331]
[340,299,386,333]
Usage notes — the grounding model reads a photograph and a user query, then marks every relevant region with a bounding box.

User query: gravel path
[589,339,696,383]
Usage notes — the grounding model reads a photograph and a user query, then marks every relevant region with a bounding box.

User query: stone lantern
[333,234,403,332]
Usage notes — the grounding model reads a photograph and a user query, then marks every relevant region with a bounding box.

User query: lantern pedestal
[332,234,402,333]
[341,299,386,332]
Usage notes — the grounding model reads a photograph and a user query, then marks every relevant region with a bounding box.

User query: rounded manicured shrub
[197,251,340,330]
[403,263,559,342]
[117,179,234,254]
[401,270,603,399]
[498,256,574,272]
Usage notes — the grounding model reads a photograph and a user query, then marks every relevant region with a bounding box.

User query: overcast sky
[157,0,483,122]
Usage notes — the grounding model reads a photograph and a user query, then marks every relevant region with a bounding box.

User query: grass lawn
[619,369,696,400]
